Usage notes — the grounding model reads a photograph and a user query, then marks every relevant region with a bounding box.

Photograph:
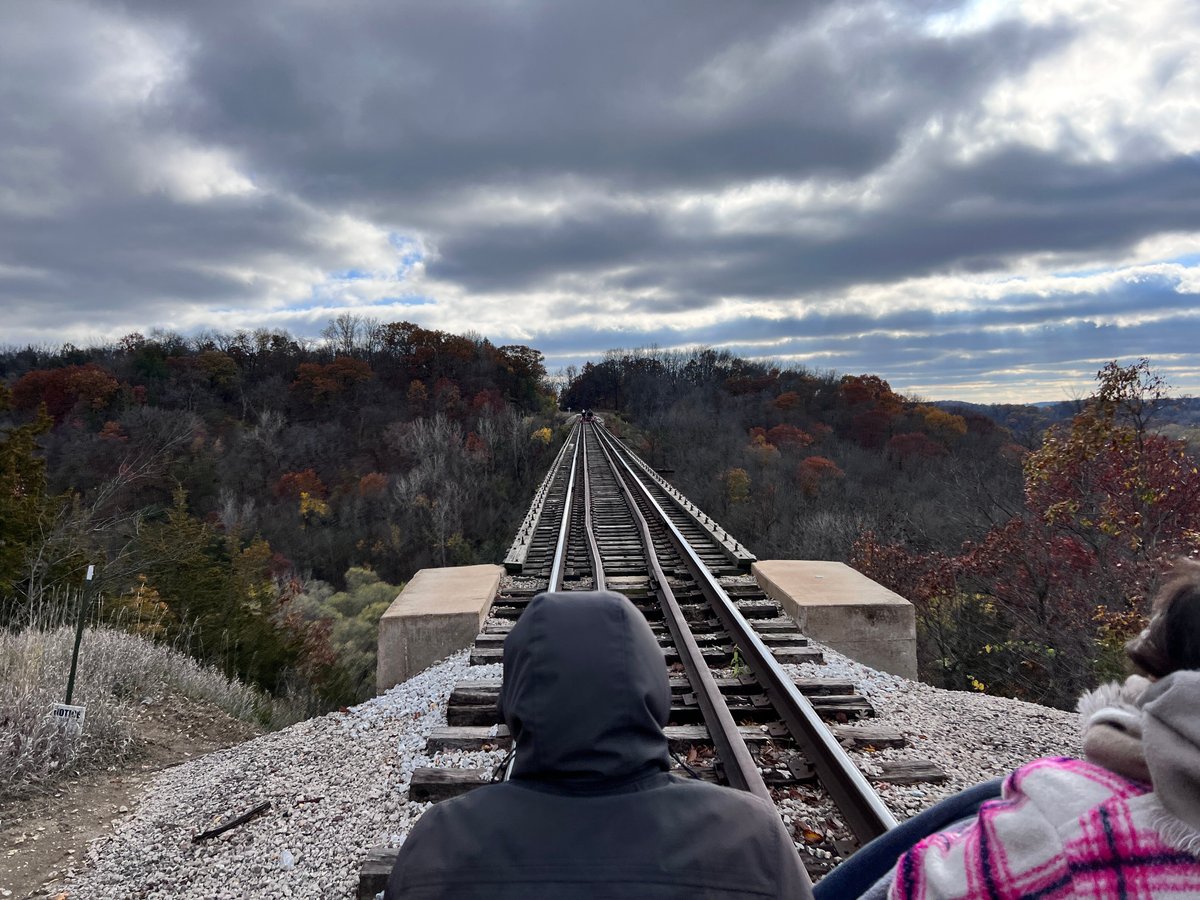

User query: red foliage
[496,345,546,381]
[12,364,120,421]
[357,472,389,498]
[471,389,505,413]
[853,361,1200,706]
[98,420,127,442]
[886,432,948,463]
[433,377,462,413]
[773,391,801,411]
[839,374,903,413]
[292,358,373,402]
[1024,418,1200,587]
[796,456,844,495]
[850,408,895,450]
[963,413,998,436]
[766,424,814,452]
[810,422,833,442]
[852,531,956,608]
[269,552,294,578]
[274,469,328,500]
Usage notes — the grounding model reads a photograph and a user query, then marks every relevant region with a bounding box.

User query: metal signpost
[58,564,94,732]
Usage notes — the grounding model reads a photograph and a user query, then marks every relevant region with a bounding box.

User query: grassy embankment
[1,625,301,800]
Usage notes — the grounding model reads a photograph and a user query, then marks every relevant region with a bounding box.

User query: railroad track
[379,417,949,890]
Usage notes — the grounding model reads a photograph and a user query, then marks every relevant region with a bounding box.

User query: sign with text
[51,703,86,734]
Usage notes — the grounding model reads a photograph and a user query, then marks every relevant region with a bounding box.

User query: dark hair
[1126,558,1200,678]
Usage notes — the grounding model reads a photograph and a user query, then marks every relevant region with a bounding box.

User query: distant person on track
[385,590,812,899]
[816,558,1200,899]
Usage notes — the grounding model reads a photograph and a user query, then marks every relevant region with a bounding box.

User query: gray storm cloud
[1,0,1198,399]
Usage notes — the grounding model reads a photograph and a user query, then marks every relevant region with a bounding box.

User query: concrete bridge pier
[751,560,918,680]
[376,564,503,693]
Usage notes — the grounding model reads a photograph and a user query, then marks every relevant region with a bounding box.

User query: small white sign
[51,703,86,733]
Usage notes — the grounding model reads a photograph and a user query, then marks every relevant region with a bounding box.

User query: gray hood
[1141,669,1200,854]
[497,591,672,784]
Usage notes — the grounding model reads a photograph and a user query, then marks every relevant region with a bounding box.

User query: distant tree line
[0,316,559,707]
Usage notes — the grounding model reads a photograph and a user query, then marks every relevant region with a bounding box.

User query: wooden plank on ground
[427,726,511,750]
[774,648,825,665]
[757,634,809,646]
[453,675,855,698]
[792,678,856,696]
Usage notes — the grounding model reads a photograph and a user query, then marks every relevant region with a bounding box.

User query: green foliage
[290,567,403,701]
[729,648,748,677]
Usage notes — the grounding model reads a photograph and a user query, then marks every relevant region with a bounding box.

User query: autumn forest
[3,321,1199,712]
[1,318,558,709]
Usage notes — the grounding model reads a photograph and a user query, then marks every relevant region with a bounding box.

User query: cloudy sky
[1,0,1198,401]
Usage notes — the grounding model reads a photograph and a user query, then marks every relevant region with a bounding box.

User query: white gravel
[785,643,1081,819]
[61,640,1081,898]
[62,650,498,900]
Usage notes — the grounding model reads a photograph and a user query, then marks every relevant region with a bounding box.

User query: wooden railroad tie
[445,677,874,725]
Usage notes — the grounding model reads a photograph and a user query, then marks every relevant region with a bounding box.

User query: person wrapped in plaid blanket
[827,560,1200,900]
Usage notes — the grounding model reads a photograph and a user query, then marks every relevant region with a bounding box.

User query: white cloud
[949,0,1200,161]
[85,15,186,110]
[141,143,258,203]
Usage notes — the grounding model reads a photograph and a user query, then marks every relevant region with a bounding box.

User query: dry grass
[0,625,300,800]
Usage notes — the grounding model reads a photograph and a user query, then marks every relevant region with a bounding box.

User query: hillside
[6,335,1199,717]
[1,319,560,710]
[563,349,1027,562]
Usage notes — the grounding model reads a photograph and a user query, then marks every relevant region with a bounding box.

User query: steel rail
[590,427,774,804]
[547,432,581,592]
[504,420,582,572]
[595,423,898,844]
[579,423,606,592]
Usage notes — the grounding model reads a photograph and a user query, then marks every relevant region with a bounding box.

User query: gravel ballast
[61,645,1081,899]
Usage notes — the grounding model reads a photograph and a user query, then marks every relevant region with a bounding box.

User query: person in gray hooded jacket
[385,590,812,899]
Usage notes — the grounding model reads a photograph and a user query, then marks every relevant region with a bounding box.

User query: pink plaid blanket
[891,757,1200,899]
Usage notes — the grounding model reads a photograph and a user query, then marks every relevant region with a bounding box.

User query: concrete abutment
[376,564,503,693]
[377,560,918,691]
[752,560,917,680]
